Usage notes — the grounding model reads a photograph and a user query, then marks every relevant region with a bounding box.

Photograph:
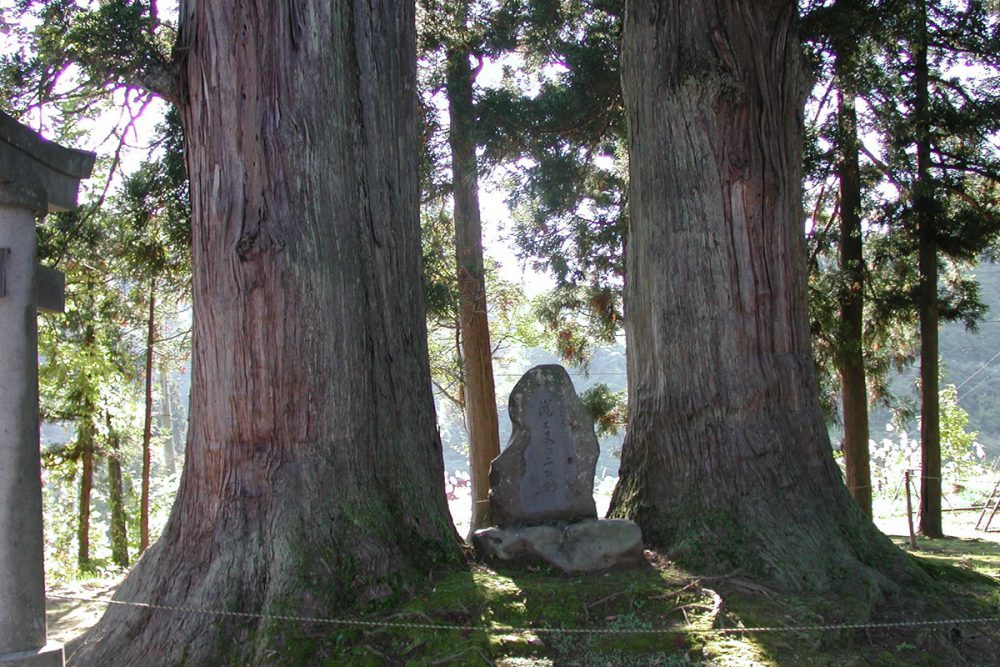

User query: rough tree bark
[446,13,501,534]
[609,0,917,591]
[70,2,461,664]
[835,51,872,517]
[913,0,942,538]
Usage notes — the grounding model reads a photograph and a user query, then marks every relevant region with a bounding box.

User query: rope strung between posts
[45,594,1000,636]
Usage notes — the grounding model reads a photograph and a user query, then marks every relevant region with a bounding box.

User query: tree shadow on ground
[48,536,1000,665]
[713,533,1000,667]
[265,553,732,665]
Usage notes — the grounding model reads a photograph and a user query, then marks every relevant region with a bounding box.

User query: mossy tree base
[610,0,920,594]
[68,2,462,664]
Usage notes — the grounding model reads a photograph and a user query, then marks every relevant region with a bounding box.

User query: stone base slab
[0,643,64,667]
[473,518,644,573]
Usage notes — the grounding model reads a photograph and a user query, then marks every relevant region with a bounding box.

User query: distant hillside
[864,261,1000,457]
[940,262,1000,447]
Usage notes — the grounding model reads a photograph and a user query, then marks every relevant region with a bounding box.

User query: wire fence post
[905,469,917,549]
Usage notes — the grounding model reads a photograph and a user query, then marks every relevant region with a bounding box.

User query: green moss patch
[50,535,1000,665]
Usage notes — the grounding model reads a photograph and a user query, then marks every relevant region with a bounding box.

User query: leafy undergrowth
[278,536,1000,667]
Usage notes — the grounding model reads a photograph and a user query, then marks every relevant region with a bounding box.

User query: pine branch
[939,180,997,217]
[931,148,1000,183]
[858,141,905,192]
[87,90,157,216]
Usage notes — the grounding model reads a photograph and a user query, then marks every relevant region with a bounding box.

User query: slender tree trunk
[106,413,129,568]
[913,0,942,538]
[140,278,155,553]
[446,9,501,534]
[72,3,460,664]
[158,366,177,475]
[77,424,94,571]
[609,0,918,591]
[917,184,941,539]
[169,378,186,455]
[835,63,872,517]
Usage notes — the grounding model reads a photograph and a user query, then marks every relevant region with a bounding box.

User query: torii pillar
[0,111,95,667]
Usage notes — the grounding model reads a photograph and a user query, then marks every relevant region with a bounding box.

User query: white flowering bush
[867,385,992,515]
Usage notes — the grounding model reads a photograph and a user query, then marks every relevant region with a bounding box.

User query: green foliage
[579,382,626,437]
[416,0,624,373]
[802,0,1000,424]
[1,0,192,577]
[0,0,176,124]
[939,384,986,478]
[941,267,1000,441]
[470,1,626,363]
[867,385,986,504]
[421,204,461,323]
[421,201,544,415]
[37,204,141,572]
[532,281,621,365]
[807,229,924,421]
[863,0,1000,300]
[117,108,190,279]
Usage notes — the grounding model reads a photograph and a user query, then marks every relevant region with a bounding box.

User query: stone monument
[489,364,599,527]
[473,365,643,573]
[0,110,95,667]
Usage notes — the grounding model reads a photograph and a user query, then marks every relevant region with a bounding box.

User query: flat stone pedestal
[473,518,644,573]
[0,644,64,667]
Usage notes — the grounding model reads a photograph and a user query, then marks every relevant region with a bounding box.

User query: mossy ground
[49,511,1000,666]
[234,531,1000,666]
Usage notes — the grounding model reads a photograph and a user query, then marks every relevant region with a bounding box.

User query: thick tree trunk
[446,16,501,534]
[835,72,872,517]
[106,414,129,568]
[139,279,155,553]
[158,366,177,475]
[609,0,917,591]
[77,425,93,571]
[913,0,942,538]
[71,2,461,664]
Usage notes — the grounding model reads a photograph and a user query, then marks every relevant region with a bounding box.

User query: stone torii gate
[0,111,95,667]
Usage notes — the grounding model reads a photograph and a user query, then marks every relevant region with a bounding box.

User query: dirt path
[878,505,1000,543]
[46,573,124,646]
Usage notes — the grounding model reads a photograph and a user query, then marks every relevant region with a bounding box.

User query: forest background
[0,0,998,582]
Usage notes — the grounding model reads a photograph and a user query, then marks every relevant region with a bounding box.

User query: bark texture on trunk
[446,21,501,534]
[71,2,461,664]
[913,0,942,538]
[610,0,917,591]
[836,78,872,517]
